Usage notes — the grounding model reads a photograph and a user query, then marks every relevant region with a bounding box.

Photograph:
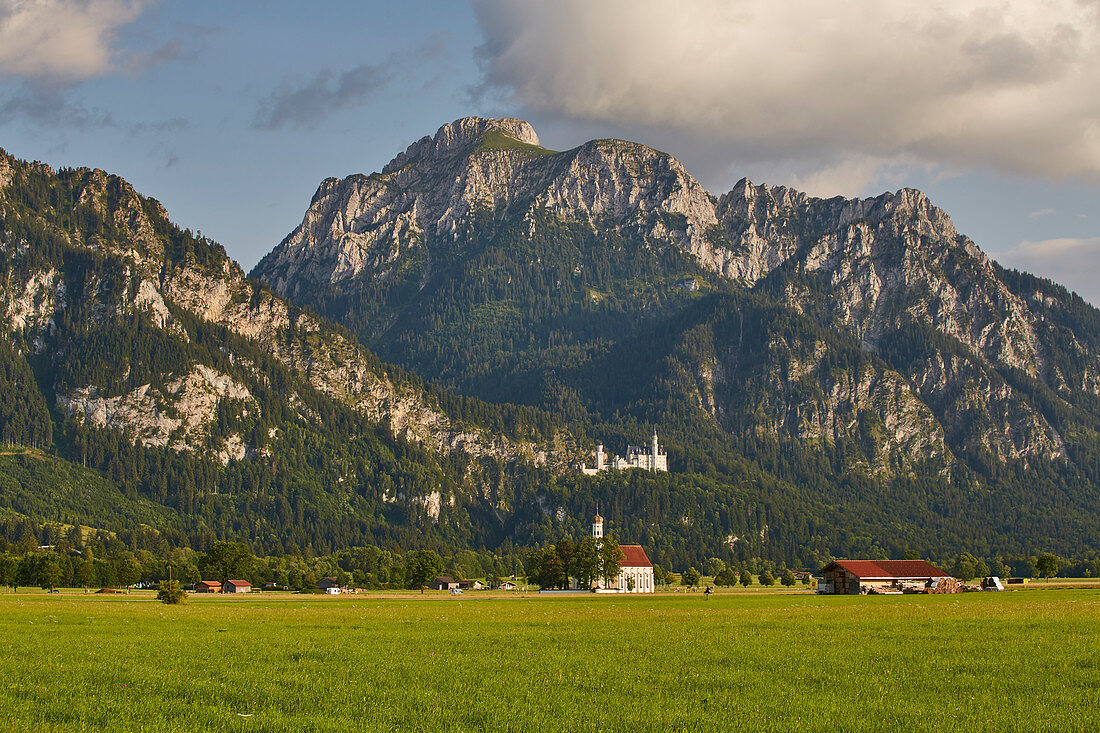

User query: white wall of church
[614,566,654,593]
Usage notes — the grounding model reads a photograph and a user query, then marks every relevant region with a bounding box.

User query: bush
[156,580,187,605]
[714,568,738,586]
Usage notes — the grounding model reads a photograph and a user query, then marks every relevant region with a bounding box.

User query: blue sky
[1,1,1098,303]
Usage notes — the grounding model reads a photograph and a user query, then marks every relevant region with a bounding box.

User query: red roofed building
[615,544,655,593]
[819,560,954,595]
[590,513,655,593]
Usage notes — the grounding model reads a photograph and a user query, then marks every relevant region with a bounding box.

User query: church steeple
[592,508,604,539]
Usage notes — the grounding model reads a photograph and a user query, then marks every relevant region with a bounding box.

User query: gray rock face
[0,149,560,468]
[253,117,1100,469]
[254,119,719,298]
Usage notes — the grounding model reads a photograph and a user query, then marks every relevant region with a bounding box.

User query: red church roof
[822,560,950,579]
[620,545,652,568]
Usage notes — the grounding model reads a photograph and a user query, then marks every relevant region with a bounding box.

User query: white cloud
[1028,208,1056,219]
[0,0,148,81]
[474,0,1100,192]
[993,237,1100,305]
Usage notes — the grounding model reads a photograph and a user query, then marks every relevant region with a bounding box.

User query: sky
[1,0,1098,303]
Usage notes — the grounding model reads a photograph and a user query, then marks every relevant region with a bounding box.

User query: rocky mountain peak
[382,117,542,174]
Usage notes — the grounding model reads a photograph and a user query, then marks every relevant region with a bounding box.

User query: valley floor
[1,589,1096,731]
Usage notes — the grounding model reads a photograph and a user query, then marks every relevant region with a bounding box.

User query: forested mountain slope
[0,149,574,555]
[252,117,1100,559]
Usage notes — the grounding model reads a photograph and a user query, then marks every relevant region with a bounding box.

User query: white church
[590,511,655,593]
[577,432,668,475]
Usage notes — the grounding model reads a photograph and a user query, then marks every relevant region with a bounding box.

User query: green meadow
[1,589,1098,732]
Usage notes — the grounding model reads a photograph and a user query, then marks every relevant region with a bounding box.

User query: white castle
[577,432,668,475]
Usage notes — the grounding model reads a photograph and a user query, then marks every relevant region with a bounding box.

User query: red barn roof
[821,560,950,579]
[620,545,652,568]
[226,579,251,587]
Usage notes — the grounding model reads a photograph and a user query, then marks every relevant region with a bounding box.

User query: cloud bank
[0,0,148,80]
[474,0,1100,192]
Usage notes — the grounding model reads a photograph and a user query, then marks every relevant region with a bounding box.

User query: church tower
[592,510,604,539]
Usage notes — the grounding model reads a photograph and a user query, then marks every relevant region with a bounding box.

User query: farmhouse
[428,576,459,591]
[316,577,341,593]
[195,580,221,593]
[819,560,955,595]
[223,580,252,594]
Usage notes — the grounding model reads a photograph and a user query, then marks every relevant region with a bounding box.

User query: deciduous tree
[1035,553,1059,579]
[200,542,255,585]
[405,550,444,592]
[598,534,624,588]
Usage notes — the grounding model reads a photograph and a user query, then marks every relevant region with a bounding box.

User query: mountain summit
[252,117,1100,555]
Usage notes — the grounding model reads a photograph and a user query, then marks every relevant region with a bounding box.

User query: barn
[819,560,955,595]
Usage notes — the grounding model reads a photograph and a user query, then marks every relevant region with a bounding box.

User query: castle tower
[651,432,659,470]
[595,444,605,471]
[592,510,604,539]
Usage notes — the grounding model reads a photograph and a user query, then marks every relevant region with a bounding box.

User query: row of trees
[526,535,625,590]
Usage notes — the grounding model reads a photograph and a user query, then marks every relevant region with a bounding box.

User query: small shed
[224,580,252,594]
[819,560,954,595]
[196,580,221,593]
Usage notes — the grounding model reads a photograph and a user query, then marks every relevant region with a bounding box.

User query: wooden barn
[428,576,458,591]
[818,560,955,595]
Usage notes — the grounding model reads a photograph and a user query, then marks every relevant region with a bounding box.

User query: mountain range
[3,117,1100,567]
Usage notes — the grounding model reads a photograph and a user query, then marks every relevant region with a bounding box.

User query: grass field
[1,589,1098,732]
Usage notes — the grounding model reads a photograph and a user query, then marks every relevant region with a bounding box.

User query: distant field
[1,589,1097,732]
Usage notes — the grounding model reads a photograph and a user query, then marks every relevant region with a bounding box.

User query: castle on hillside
[576,432,668,474]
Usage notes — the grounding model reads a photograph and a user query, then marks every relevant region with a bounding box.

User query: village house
[223,579,252,594]
[316,577,342,594]
[818,560,957,595]
[195,580,221,593]
[577,433,669,474]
